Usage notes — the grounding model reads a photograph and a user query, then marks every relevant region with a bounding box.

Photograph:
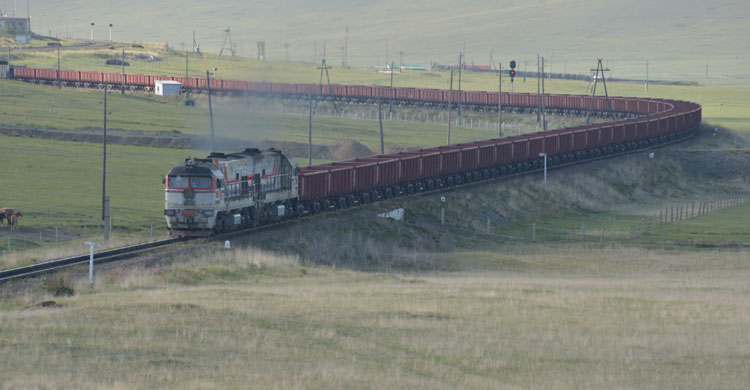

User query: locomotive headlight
[164,209,177,217]
[202,209,214,217]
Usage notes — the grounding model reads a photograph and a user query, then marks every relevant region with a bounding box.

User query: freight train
[162,91,701,236]
[10,67,636,115]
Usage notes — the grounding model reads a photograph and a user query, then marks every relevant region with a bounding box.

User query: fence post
[662,232,666,250]
[486,217,490,235]
[581,223,585,241]
[660,211,663,228]
[691,202,695,218]
[532,223,536,242]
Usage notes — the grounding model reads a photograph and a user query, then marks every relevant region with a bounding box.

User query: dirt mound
[0,125,191,148]
[257,139,374,161]
[329,139,374,160]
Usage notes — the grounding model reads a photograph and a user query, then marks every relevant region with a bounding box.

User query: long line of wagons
[9,67,701,235]
[13,67,655,111]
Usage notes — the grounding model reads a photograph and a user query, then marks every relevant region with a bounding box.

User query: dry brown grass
[1,244,749,389]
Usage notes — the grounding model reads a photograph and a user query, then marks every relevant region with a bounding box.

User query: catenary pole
[207,70,215,153]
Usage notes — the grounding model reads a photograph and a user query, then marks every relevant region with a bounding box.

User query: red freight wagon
[542,133,559,156]
[126,74,150,86]
[558,132,573,154]
[458,146,479,171]
[419,151,441,177]
[394,87,418,101]
[420,89,442,103]
[396,153,422,182]
[646,120,658,138]
[465,91,488,105]
[436,148,461,175]
[222,79,246,91]
[298,169,328,201]
[624,123,637,141]
[304,165,354,197]
[357,157,400,187]
[59,70,79,82]
[658,117,669,136]
[528,136,544,157]
[79,71,103,84]
[346,85,371,99]
[497,142,513,164]
[36,68,57,80]
[477,143,497,168]
[600,126,614,146]
[572,130,587,151]
[585,127,601,149]
[635,121,648,140]
[511,139,529,162]
[103,72,122,84]
[332,161,377,192]
[12,67,35,79]
[612,124,626,144]
[372,86,390,100]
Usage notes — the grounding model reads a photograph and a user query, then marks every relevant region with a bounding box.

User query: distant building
[0,16,29,35]
[0,61,8,78]
[154,80,182,96]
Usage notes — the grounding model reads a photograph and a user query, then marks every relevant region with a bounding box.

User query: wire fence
[0,218,166,256]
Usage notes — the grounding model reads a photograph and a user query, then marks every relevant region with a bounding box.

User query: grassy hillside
[18,0,750,85]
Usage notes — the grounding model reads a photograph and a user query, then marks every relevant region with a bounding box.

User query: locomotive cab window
[168,175,188,188]
[190,176,212,189]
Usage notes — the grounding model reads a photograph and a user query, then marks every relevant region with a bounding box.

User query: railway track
[0,237,185,283]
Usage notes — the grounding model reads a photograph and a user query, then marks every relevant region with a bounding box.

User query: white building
[154,80,182,96]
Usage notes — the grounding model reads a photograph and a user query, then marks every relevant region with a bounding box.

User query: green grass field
[15,0,750,86]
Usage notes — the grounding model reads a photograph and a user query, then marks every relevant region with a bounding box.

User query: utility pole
[385,40,388,68]
[102,86,108,241]
[536,54,541,125]
[90,22,95,41]
[317,59,340,115]
[121,47,125,95]
[541,56,547,131]
[584,59,615,124]
[398,51,403,68]
[389,61,394,113]
[308,87,312,166]
[108,23,112,42]
[705,62,708,86]
[344,27,348,67]
[206,70,215,153]
[447,67,454,144]
[457,52,463,123]
[56,46,60,89]
[498,63,502,137]
[378,89,384,154]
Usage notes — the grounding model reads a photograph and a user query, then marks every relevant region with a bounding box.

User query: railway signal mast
[509,60,516,92]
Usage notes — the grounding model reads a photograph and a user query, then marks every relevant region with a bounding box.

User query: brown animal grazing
[9,210,22,232]
[0,208,14,228]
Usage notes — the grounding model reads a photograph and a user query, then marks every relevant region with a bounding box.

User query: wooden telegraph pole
[447,67,454,144]
[498,63,502,137]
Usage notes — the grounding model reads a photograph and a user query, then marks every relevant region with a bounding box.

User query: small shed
[154,80,182,96]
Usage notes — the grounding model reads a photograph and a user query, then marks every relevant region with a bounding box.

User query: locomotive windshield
[168,175,212,189]
[168,175,188,187]
[190,176,212,189]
